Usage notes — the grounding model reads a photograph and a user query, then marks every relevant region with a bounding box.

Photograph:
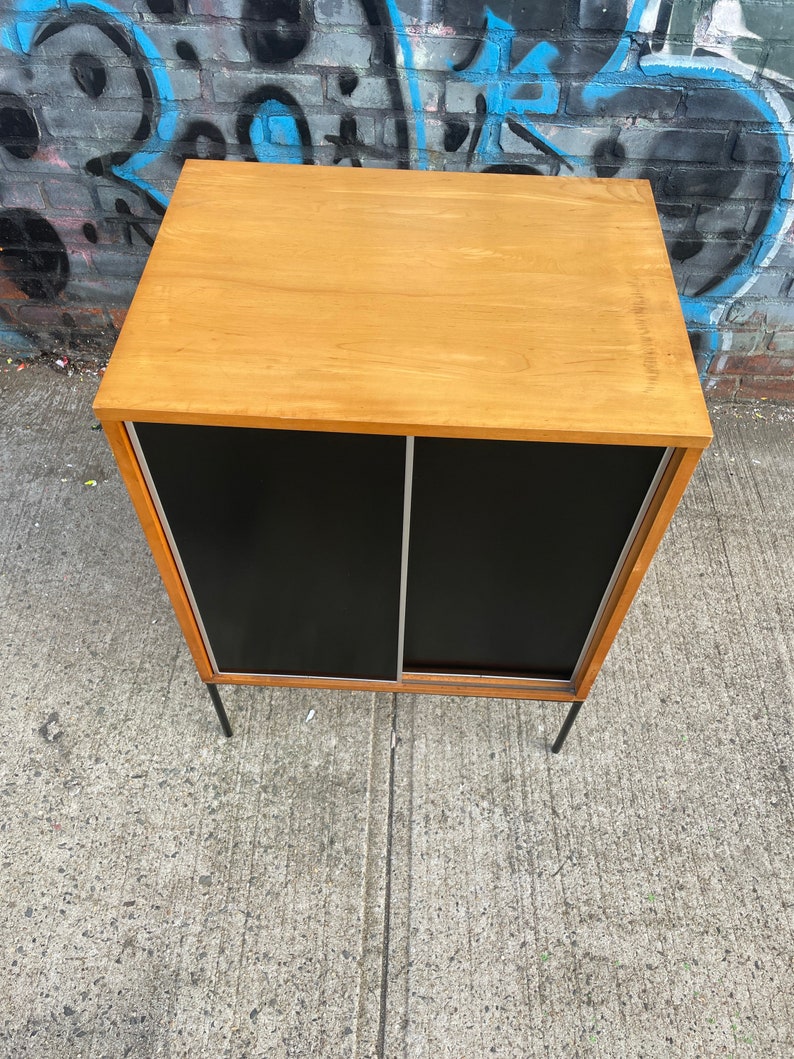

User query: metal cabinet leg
[551,700,583,754]
[206,683,233,737]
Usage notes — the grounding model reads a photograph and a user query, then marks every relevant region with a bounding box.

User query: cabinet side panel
[101,420,214,680]
[574,446,703,699]
[404,439,665,680]
[132,424,406,681]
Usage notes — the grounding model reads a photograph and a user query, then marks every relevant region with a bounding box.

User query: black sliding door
[132,424,406,679]
[404,438,665,681]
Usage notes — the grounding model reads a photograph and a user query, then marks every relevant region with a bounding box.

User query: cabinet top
[94,161,712,447]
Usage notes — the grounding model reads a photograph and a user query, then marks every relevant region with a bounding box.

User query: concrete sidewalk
[1,363,792,1058]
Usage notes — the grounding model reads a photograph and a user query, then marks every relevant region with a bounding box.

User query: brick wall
[1,0,793,399]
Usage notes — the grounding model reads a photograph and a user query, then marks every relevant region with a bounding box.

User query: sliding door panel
[132,424,406,679]
[404,438,665,680]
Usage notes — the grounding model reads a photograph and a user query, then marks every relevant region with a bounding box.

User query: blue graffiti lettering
[453,9,565,165]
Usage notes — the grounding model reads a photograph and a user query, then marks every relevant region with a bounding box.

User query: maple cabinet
[94,161,711,748]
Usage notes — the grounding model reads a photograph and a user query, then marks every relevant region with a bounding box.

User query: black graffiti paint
[34,7,158,164]
[175,120,227,162]
[237,0,411,165]
[592,132,626,178]
[145,0,188,16]
[482,163,543,175]
[241,0,311,65]
[338,70,359,97]
[505,119,573,173]
[0,93,40,159]
[357,0,409,161]
[443,0,572,36]
[669,216,705,263]
[0,210,69,300]
[70,52,107,99]
[236,85,313,163]
[325,114,387,166]
[175,40,200,66]
[466,93,487,167]
[637,119,780,295]
[444,120,469,153]
[114,198,157,247]
[328,72,382,165]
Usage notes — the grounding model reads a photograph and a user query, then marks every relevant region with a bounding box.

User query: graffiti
[0,209,69,299]
[452,10,562,163]
[237,86,313,165]
[432,0,794,365]
[241,0,311,65]
[0,92,39,158]
[5,0,179,204]
[175,121,227,163]
[0,0,792,370]
[0,0,411,351]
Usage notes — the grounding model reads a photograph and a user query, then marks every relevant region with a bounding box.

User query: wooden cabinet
[94,161,712,742]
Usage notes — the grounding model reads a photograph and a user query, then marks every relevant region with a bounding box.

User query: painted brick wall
[1,0,793,399]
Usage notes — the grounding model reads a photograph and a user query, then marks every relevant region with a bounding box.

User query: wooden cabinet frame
[94,161,712,748]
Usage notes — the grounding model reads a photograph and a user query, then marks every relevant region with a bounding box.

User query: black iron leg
[551,700,583,754]
[206,683,233,737]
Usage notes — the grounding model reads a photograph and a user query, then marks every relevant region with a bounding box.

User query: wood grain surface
[94,161,712,449]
